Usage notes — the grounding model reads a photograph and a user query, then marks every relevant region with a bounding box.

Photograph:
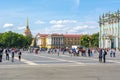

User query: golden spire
[25,17,32,36]
[26,17,29,30]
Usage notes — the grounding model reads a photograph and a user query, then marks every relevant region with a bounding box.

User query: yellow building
[46,34,52,48]
[63,34,82,48]
[46,34,64,48]
[36,33,82,49]
[36,33,48,48]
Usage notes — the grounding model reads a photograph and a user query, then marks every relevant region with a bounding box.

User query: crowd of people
[46,47,117,63]
[0,47,117,63]
[98,48,116,63]
[0,48,22,62]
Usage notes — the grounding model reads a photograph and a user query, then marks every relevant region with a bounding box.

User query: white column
[102,38,104,48]
[109,39,111,48]
[116,37,118,49]
[105,39,108,48]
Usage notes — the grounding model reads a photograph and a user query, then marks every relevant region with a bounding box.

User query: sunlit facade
[36,33,48,48]
[36,33,82,48]
[46,34,64,48]
[99,10,120,49]
[63,34,81,48]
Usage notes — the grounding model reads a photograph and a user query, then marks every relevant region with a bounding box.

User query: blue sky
[0,0,120,36]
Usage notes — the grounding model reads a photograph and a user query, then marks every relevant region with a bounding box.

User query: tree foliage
[0,31,33,48]
[90,33,99,47]
[80,35,90,47]
[24,35,33,48]
[80,33,99,48]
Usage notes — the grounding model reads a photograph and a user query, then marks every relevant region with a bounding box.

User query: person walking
[18,50,22,61]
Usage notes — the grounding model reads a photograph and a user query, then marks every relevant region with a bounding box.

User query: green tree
[80,35,90,47]
[0,33,3,47]
[0,31,32,48]
[90,33,99,47]
[0,31,15,47]
[24,35,33,48]
[15,34,27,48]
[33,37,37,47]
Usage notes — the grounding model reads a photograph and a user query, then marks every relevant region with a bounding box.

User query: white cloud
[51,24,65,28]
[35,20,45,24]
[63,20,77,24]
[49,20,77,24]
[3,23,14,28]
[74,25,89,30]
[32,20,99,35]
[79,21,97,25]
[80,32,89,34]
[17,26,25,30]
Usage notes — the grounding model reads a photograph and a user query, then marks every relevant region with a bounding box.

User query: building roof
[37,33,49,37]
[36,33,82,38]
[63,34,82,38]
[51,33,63,36]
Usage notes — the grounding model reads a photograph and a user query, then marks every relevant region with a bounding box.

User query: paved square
[0,51,120,80]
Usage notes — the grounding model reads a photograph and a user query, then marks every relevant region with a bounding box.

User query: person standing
[5,49,9,60]
[56,48,60,56]
[110,49,113,57]
[98,48,103,63]
[103,49,107,63]
[11,49,15,62]
[113,48,116,57]
[88,48,91,57]
[63,48,66,54]
[76,48,79,56]
[0,48,3,62]
[72,48,76,56]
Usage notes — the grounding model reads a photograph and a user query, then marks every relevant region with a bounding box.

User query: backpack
[104,51,107,55]
[19,52,22,55]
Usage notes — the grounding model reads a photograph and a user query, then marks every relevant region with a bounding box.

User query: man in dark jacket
[103,49,107,63]
[88,48,91,57]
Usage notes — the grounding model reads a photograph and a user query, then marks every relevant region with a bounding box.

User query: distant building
[63,34,81,48]
[36,33,48,48]
[24,18,32,37]
[99,10,120,49]
[36,33,82,48]
[46,33,64,48]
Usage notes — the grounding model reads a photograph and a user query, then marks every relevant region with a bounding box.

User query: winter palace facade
[99,10,120,49]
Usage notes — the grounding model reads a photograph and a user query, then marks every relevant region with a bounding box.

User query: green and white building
[99,10,120,49]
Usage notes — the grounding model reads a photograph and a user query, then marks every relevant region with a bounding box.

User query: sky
[0,0,120,36]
